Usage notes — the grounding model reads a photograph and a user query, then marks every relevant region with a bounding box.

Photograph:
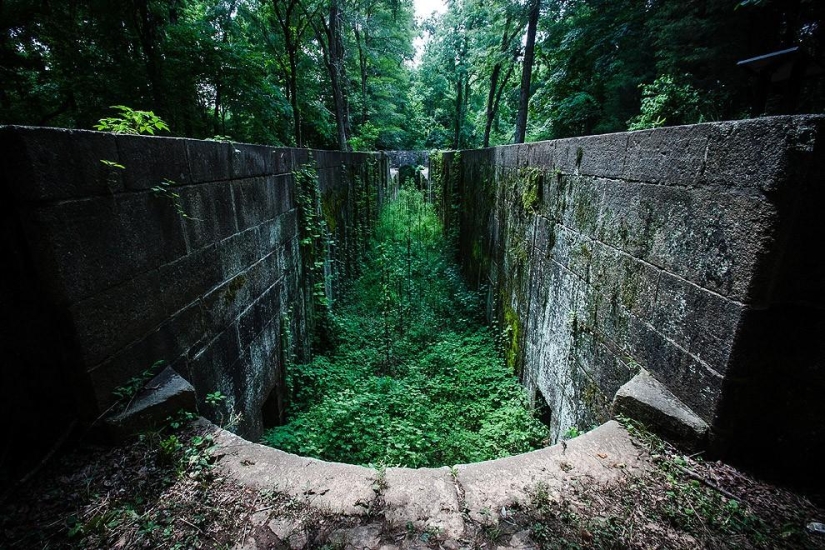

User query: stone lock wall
[0,127,388,486]
[435,115,825,485]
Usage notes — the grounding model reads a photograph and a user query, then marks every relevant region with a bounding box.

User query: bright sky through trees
[414,0,447,19]
[412,0,447,66]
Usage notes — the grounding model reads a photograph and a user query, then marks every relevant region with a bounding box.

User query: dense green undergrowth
[263,187,547,467]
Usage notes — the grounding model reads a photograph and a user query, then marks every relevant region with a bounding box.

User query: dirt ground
[1,419,823,549]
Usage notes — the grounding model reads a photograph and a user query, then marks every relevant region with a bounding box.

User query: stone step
[613,369,709,452]
[105,366,196,438]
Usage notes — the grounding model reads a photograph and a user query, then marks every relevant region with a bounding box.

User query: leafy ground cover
[263,187,548,467]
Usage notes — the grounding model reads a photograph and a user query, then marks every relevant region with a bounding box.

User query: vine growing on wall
[294,161,334,352]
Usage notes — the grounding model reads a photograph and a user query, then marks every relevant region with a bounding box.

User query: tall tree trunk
[354,25,369,126]
[514,0,540,144]
[452,33,468,150]
[484,16,515,148]
[132,0,165,114]
[483,63,501,148]
[274,0,307,146]
[288,50,303,146]
[453,71,464,150]
[321,0,351,150]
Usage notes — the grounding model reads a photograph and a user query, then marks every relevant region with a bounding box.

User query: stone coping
[207,419,647,542]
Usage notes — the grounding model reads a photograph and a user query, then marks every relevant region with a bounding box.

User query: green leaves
[627,74,705,131]
[263,188,547,467]
[94,106,170,135]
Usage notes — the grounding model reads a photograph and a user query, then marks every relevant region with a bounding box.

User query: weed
[95,105,170,135]
[205,391,226,407]
[150,178,198,220]
[99,159,125,170]
[111,360,165,412]
[562,426,581,440]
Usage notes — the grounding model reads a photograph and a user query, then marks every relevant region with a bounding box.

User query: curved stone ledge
[207,419,647,544]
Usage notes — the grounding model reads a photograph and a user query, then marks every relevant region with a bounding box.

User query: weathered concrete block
[23,192,188,304]
[1,126,123,201]
[525,140,555,167]
[201,270,254,336]
[176,181,239,251]
[186,326,243,402]
[230,143,275,179]
[613,369,709,451]
[105,366,196,439]
[553,137,586,174]
[637,184,774,301]
[271,148,294,174]
[217,227,262,280]
[627,315,723,422]
[621,123,711,186]
[116,134,191,190]
[648,271,741,373]
[69,269,167,367]
[156,244,223,316]
[232,175,292,232]
[577,132,629,179]
[236,284,281,352]
[87,301,206,409]
[186,139,232,183]
[703,116,816,192]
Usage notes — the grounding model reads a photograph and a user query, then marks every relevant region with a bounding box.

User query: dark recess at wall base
[433,115,825,496]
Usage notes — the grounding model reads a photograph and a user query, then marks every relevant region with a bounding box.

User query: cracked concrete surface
[209,419,647,548]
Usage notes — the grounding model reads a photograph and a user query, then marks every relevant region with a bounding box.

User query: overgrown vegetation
[93,105,170,135]
[263,186,547,467]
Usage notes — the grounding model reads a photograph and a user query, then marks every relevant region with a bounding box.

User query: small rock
[507,530,537,549]
[807,522,825,536]
[268,517,306,549]
[329,523,383,549]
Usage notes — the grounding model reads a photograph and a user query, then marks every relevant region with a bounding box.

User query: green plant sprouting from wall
[94,105,170,135]
[94,107,196,222]
[150,179,198,220]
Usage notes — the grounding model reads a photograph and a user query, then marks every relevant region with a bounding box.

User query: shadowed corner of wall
[612,368,709,453]
[104,366,197,440]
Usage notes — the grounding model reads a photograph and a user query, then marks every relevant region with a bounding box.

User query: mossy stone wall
[0,127,388,488]
[434,116,825,488]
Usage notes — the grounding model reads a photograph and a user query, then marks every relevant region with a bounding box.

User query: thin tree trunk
[288,50,303,146]
[274,0,307,146]
[133,0,165,115]
[514,0,540,144]
[354,25,369,126]
[483,63,502,148]
[318,0,351,150]
[492,63,515,133]
[484,16,515,147]
[453,71,464,149]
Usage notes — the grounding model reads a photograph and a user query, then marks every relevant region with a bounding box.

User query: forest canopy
[1,0,822,150]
